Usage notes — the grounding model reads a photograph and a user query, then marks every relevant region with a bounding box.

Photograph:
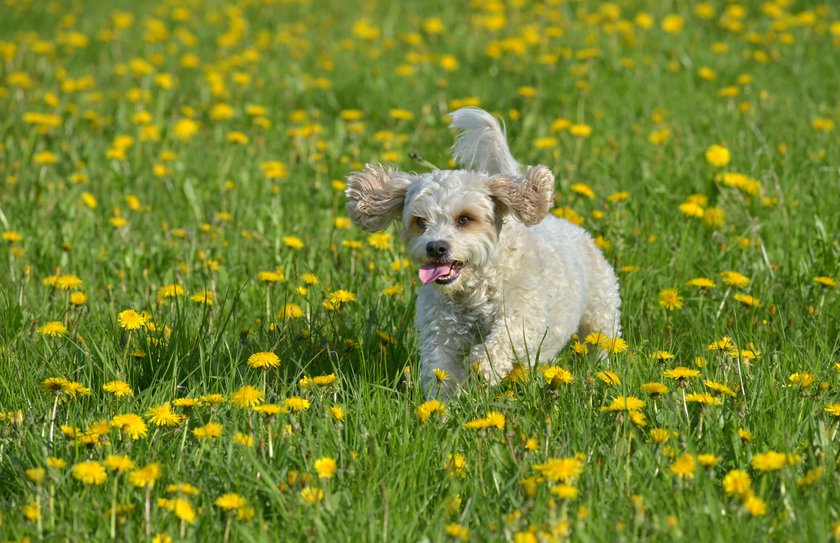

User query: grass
[1,0,839,541]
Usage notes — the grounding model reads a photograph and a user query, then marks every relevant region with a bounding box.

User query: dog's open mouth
[419,261,463,285]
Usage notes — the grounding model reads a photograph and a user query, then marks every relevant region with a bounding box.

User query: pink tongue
[419,263,452,285]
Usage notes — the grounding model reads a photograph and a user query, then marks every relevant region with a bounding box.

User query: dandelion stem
[715,287,731,320]
[224,514,232,542]
[268,424,274,459]
[476,437,486,497]
[681,389,689,424]
[36,494,42,538]
[265,285,271,331]
[736,358,748,410]
[49,395,59,444]
[144,485,151,537]
[110,477,119,539]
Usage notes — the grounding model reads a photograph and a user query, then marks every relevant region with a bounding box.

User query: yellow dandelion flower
[661,14,684,34]
[751,451,788,472]
[233,433,254,447]
[445,523,470,541]
[464,411,505,430]
[569,123,592,138]
[705,144,730,167]
[685,392,723,406]
[796,467,824,487]
[707,336,736,352]
[367,232,392,250]
[157,284,185,300]
[686,277,716,289]
[678,202,704,218]
[743,492,767,516]
[47,457,66,469]
[416,400,446,424]
[21,501,41,521]
[103,381,133,397]
[161,497,196,524]
[532,457,584,483]
[658,288,683,310]
[663,366,701,381]
[252,404,284,416]
[257,270,285,283]
[650,428,670,443]
[38,321,68,337]
[329,405,346,421]
[389,108,414,121]
[570,183,595,199]
[145,403,185,427]
[721,271,750,287]
[110,414,148,439]
[190,291,214,305]
[599,337,628,353]
[641,382,669,396]
[704,380,737,397]
[733,293,761,307]
[72,461,107,485]
[247,351,280,369]
[814,276,837,289]
[540,366,574,387]
[103,455,135,473]
[596,370,621,385]
[283,236,305,249]
[173,118,199,140]
[118,309,146,331]
[193,422,223,439]
[25,467,46,484]
[230,386,264,408]
[445,454,468,479]
[314,457,337,479]
[723,470,751,496]
[283,397,310,411]
[824,403,840,417]
[300,486,324,505]
[167,483,199,495]
[650,350,675,361]
[697,454,720,467]
[215,493,247,511]
[2,231,23,243]
[601,396,645,412]
[669,453,696,479]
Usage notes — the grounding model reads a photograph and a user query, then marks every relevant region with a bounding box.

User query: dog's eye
[457,215,472,226]
[415,217,427,229]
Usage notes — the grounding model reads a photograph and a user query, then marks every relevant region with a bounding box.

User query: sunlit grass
[1,0,839,541]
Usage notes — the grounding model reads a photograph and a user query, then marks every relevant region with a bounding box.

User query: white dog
[346,108,621,396]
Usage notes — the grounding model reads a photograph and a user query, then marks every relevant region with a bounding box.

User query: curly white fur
[346,108,621,397]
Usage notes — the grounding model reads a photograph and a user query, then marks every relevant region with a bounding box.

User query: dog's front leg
[469,322,546,385]
[468,330,516,385]
[419,328,469,399]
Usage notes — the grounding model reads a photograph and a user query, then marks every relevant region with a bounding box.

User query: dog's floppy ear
[488,165,554,226]
[345,164,413,232]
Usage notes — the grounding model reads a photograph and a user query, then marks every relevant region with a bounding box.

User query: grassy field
[1,0,839,541]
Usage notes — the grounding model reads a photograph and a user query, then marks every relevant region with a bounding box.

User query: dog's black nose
[426,240,450,258]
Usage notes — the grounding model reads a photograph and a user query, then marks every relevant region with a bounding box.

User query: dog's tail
[450,107,521,176]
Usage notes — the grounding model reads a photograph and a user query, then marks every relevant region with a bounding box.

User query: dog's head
[345,165,554,290]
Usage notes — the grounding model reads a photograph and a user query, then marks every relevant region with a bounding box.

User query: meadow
[1,0,839,541]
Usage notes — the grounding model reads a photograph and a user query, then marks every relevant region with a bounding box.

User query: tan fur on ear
[488,165,554,226]
[345,164,412,232]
